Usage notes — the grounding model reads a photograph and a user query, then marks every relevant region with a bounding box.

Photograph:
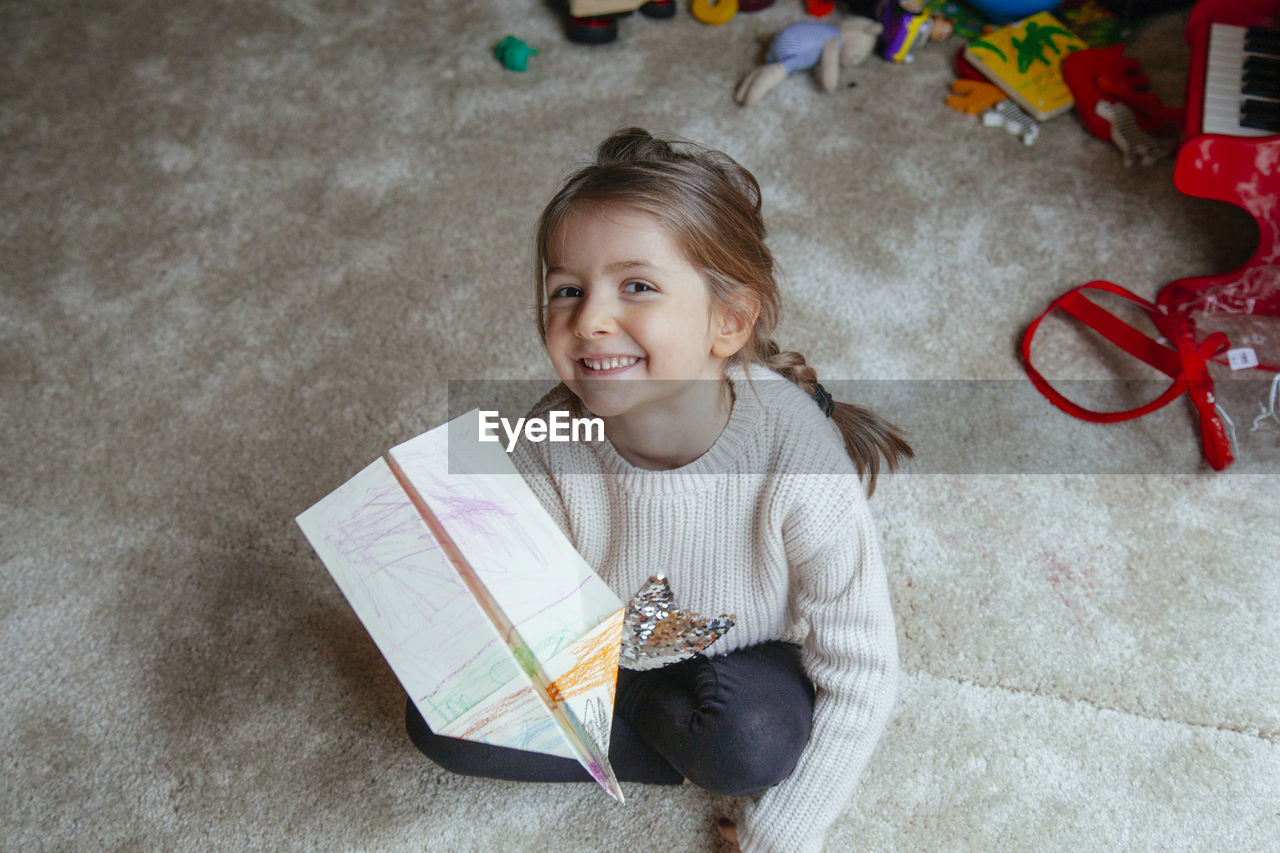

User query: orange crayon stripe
[547,609,623,703]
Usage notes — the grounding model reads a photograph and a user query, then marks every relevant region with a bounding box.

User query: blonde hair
[534,128,912,493]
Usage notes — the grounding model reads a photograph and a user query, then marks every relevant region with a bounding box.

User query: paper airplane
[296,409,625,800]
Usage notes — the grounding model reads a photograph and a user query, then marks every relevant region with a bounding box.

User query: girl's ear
[710,301,759,359]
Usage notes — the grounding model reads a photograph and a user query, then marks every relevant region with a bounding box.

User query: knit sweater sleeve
[738,478,900,853]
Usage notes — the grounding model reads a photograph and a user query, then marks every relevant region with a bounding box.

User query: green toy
[495,35,538,72]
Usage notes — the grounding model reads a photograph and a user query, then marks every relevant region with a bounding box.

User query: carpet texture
[3,1,1277,850]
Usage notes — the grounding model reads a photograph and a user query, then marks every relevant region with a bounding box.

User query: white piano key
[1202,22,1280,136]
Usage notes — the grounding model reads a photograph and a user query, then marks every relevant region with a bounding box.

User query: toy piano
[1163,0,1280,327]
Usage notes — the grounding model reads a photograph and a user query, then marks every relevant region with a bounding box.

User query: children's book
[295,409,626,801]
[963,11,1088,121]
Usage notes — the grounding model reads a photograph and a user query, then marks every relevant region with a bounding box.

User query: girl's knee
[684,701,811,796]
[685,743,804,797]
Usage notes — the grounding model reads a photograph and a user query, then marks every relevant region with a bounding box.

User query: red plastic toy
[1059,45,1182,143]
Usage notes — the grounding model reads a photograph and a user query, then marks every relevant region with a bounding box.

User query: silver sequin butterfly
[619,574,735,671]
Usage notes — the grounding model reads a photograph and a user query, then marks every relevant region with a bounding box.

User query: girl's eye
[548,285,582,299]
[623,280,654,293]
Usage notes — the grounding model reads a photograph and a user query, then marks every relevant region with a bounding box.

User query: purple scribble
[326,479,454,628]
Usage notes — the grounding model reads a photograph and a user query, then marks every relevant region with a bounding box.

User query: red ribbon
[1022,280,1233,470]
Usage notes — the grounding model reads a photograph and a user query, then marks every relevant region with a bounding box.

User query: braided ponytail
[758,339,913,496]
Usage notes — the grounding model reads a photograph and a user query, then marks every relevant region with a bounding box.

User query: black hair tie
[812,383,835,418]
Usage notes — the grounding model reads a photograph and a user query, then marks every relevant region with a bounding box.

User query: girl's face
[542,204,745,419]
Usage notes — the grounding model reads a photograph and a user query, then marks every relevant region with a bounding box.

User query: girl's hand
[715,817,741,852]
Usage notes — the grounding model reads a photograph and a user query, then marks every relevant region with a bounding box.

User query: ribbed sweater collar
[587,370,770,495]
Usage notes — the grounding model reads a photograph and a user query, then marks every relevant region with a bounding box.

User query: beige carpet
[3,1,1277,850]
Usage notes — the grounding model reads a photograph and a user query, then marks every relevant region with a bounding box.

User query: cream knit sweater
[512,368,899,853]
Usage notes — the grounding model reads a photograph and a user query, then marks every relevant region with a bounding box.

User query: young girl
[406,128,911,852]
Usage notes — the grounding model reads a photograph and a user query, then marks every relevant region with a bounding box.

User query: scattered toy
[936,1,990,41]
[565,15,619,44]
[982,99,1039,145]
[693,0,771,20]
[966,0,1059,23]
[494,35,538,71]
[963,11,1086,121]
[692,0,738,25]
[946,78,1007,114]
[565,0,676,44]
[1060,45,1182,143]
[877,0,949,63]
[954,47,987,81]
[1057,0,1131,47]
[735,18,882,107]
[1093,100,1170,166]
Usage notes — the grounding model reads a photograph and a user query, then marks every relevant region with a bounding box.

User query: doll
[734,18,882,107]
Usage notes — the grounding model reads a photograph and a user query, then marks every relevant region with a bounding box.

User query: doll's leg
[734,63,788,107]
[616,641,815,797]
[818,36,841,92]
[404,679,684,786]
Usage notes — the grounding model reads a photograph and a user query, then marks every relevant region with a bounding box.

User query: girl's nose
[573,293,616,337]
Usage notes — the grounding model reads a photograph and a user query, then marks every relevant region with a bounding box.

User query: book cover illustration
[964,12,1088,120]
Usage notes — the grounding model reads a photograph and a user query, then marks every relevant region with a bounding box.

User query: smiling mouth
[580,356,640,372]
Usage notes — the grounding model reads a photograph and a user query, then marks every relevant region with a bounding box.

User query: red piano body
[1164,0,1280,327]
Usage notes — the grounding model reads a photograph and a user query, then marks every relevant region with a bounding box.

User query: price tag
[1227,347,1259,371]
